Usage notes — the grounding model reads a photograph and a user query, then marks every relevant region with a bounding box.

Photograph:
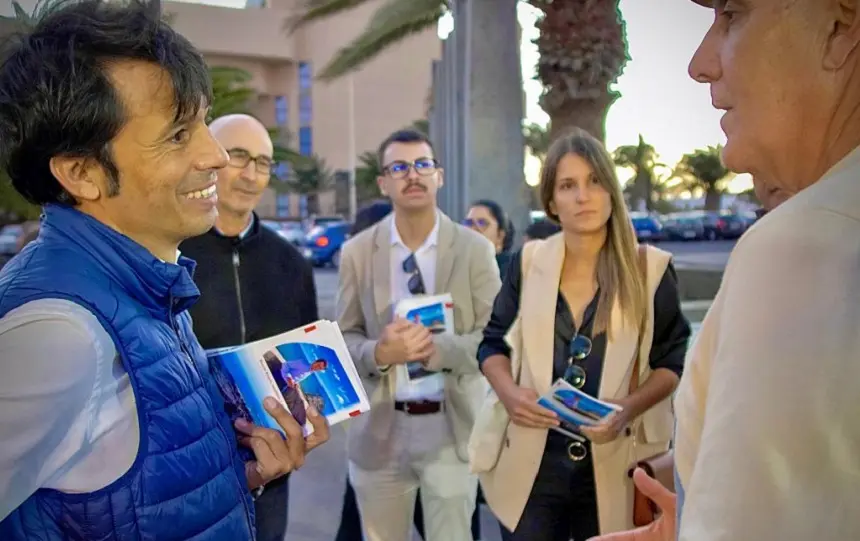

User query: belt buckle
[567,441,587,462]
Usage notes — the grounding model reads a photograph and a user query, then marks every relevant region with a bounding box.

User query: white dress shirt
[0,299,138,521]
[390,215,446,402]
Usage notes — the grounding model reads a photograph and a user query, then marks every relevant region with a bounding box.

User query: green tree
[674,145,731,211]
[523,122,551,163]
[613,135,665,212]
[286,0,530,235]
[289,154,334,214]
[208,66,256,119]
[286,0,445,81]
[355,151,382,203]
[529,0,629,142]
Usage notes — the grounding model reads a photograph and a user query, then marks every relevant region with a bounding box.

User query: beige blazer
[335,212,502,470]
[480,233,675,534]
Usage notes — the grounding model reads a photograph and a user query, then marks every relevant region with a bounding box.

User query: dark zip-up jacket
[180,215,319,350]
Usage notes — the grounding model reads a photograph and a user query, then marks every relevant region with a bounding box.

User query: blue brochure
[207,320,370,438]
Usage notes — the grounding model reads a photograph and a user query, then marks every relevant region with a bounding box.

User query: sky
[170,0,749,192]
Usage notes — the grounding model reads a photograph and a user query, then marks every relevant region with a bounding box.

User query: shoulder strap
[628,245,649,394]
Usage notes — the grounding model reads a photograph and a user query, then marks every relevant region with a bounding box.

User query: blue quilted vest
[0,204,255,540]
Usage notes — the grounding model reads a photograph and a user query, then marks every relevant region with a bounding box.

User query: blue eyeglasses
[384,158,439,180]
[563,334,592,389]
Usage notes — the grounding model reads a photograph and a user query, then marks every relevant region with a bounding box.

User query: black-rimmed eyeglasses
[227,148,273,174]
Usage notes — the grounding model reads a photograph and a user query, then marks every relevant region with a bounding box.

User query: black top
[477,247,690,397]
[180,214,319,350]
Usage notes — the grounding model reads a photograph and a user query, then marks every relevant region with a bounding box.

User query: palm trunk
[467,0,529,239]
[704,189,722,211]
[547,94,614,143]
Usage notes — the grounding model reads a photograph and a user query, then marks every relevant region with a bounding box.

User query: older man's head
[689,0,860,209]
[209,114,274,219]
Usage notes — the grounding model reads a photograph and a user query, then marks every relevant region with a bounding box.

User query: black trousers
[335,476,483,541]
[500,436,599,541]
[253,474,289,541]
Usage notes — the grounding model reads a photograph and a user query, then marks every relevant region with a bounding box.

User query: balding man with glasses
[336,129,501,541]
[180,114,319,541]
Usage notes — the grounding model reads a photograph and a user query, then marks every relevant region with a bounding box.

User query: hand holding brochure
[206,320,370,438]
[537,379,623,440]
[393,293,454,382]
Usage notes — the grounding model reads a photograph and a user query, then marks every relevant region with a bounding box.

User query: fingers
[262,397,307,470]
[263,397,305,442]
[632,467,676,512]
[304,404,331,452]
[512,402,559,429]
[240,435,285,480]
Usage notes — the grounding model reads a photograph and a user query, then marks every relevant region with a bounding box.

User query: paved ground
[658,239,737,270]
[288,268,708,541]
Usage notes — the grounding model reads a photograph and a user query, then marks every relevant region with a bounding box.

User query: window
[299,127,312,156]
[274,96,288,126]
[298,62,312,90]
[299,94,312,126]
[276,193,290,217]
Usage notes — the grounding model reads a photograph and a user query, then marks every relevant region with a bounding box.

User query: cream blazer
[673,146,860,541]
[480,234,675,534]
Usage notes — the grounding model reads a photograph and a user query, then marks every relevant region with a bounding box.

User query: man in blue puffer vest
[0,1,330,539]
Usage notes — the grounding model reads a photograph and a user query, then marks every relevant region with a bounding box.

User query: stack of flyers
[394,293,454,382]
[537,379,623,441]
[206,320,371,438]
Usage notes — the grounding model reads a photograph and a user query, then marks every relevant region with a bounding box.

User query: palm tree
[286,0,529,234]
[523,122,551,163]
[613,134,664,212]
[354,151,383,203]
[674,145,731,211]
[289,154,334,214]
[208,66,256,119]
[529,0,629,142]
[285,0,445,81]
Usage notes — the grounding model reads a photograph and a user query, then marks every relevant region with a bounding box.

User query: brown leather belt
[394,400,444,415]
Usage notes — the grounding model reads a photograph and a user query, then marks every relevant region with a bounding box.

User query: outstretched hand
[587,468,677,541]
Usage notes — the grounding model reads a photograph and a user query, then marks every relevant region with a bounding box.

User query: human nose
[688,17,722,84]
[195,127,229,171]
[239,160,257,180]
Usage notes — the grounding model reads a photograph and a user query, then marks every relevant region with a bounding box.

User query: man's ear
[824,0,860,69]
[376,175,388,197]
[435,167,444,190]
[49,156,103,202]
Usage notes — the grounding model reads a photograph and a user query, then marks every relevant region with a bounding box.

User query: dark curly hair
[0,0,212,206]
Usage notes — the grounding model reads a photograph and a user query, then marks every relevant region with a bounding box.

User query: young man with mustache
[336,129,501,541]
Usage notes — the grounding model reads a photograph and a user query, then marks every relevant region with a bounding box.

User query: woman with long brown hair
[475,128,690,540]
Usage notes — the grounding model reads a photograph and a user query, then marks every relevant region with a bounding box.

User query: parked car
[0,224,23,255]
[301,221,351,267]
[262,219,305,246]
[663,215,706,241]
[696,211,747,240]
[630,212,665,243]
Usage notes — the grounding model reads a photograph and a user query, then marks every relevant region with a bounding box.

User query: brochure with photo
[537,379,623,436]
[206,320,370,438]
[394,293,454,382]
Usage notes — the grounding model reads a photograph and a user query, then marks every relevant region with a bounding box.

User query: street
[287,240,724,540]
[659,239,736,270]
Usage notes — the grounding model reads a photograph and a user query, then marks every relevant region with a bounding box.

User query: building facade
[1,0,441,218]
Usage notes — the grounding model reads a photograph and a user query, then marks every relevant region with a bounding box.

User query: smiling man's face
[210,114,274,218]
